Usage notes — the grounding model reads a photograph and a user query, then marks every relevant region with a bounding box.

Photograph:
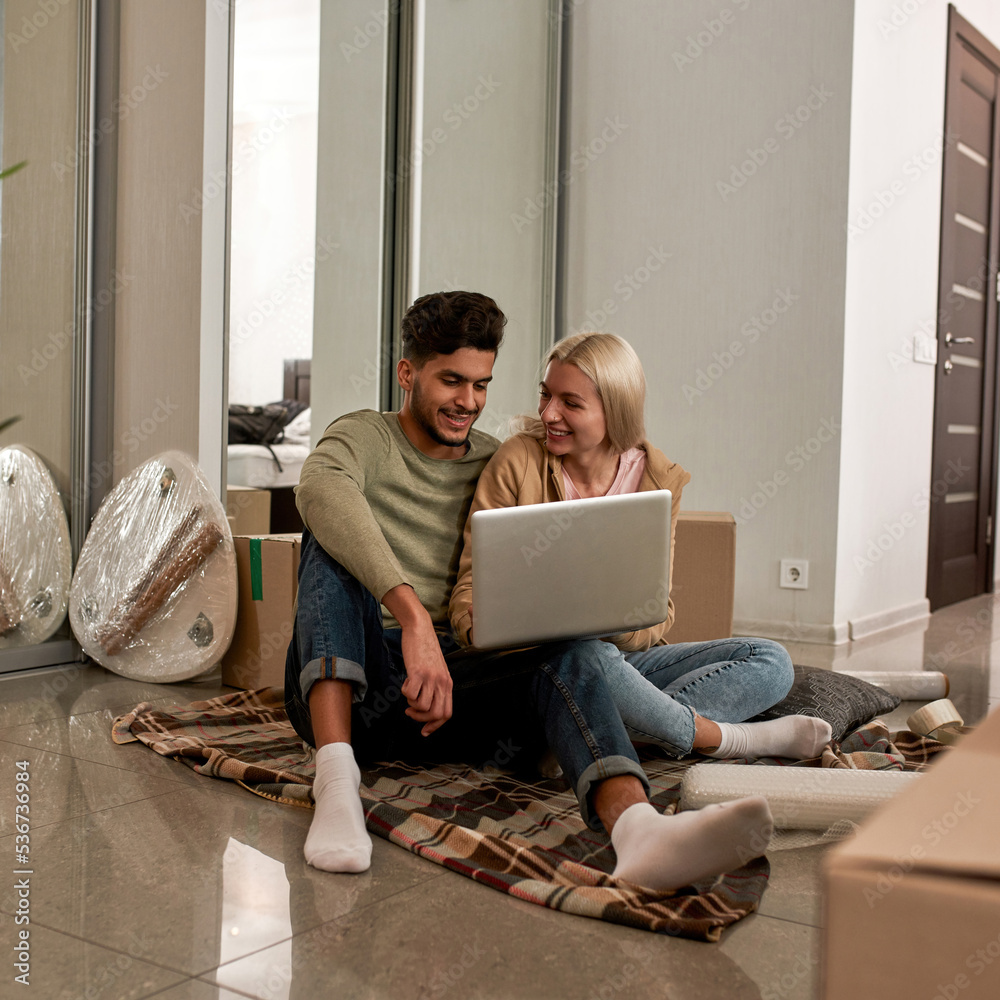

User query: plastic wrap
[0,445,73,648]
[69,451,237,682]
[679,763,920,830]
[834,670,949,700]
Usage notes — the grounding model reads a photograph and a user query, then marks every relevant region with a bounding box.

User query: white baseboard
[734,599,931,647]
[848,599,930,641]
[732,618,850,645]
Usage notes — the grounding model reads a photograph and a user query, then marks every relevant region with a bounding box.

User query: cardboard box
[221,534,300,689]
[822,705,1000,1000]
[668,511,735,642]
[226,486,271,536]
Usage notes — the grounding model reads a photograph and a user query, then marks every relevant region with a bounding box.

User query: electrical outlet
[780,559,809,590]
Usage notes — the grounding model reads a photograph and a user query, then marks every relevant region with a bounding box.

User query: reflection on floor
[1,593,998,999]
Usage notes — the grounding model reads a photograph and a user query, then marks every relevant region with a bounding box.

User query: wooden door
[928,8,1000,611]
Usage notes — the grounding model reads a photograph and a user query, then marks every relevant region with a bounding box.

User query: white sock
[304,742,372,873]
[611,798,772,891]
[704,716,832,760]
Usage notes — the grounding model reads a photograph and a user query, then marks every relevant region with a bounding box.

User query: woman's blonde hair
[513,332,646,453]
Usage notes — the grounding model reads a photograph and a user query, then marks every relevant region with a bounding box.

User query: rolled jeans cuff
[576,755,650,832]
[300,654,368,704]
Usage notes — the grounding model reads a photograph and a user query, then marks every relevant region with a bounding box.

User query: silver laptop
[469,490,672,649]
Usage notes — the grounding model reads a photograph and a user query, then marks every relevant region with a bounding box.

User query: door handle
[945,332,974,346]
[944,359,954,374]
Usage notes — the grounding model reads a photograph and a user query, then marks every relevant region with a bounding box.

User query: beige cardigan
[448,431,691,651]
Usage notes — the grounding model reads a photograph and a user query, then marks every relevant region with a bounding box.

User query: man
[285,290,771,889]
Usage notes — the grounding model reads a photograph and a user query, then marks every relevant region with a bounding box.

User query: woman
[450,332,830,762]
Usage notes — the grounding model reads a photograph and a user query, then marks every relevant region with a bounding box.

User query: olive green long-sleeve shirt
[295,410,498,628]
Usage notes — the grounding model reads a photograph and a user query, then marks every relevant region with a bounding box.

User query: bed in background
[226,359,311,533]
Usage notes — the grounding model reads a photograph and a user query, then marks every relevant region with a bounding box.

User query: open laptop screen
[470,490,672,650]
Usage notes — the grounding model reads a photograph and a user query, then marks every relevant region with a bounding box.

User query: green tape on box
[250,538,263,601]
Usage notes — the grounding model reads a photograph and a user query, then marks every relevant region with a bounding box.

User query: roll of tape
[906,698,963,736]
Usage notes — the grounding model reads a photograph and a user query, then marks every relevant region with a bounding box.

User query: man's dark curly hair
[400,291,506,367]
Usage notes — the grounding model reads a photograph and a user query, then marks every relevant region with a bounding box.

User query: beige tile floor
[1,594,997,1000]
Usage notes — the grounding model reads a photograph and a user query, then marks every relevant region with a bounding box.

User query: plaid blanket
[112,688,948,942]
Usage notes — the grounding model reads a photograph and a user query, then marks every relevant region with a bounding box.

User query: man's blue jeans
[599,639,795,756]
[284,531,650,830]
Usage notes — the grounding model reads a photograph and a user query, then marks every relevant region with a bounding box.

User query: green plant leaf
[0,161,28,181]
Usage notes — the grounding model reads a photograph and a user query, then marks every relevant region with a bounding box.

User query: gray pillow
[748,664,900,742]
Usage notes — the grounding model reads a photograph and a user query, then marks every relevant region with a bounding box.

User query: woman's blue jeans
[284,531,651,830]
[601,639,795,756]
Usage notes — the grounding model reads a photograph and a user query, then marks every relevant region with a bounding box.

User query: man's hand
[382,584,453,736]
[399,623,453,736]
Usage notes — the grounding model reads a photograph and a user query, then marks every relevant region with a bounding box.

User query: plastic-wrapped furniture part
[834,670,949,700]
[0,445,73,648]
[680,763,920,829]
[69,451,237,682]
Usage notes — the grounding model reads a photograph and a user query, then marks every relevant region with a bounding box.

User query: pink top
[561,447,647,499]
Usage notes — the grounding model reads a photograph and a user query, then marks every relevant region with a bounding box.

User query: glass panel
[228,0,320,409]
[0,0,90,672]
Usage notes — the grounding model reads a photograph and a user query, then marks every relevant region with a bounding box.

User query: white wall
[564,0,855,640]
[836,0,1000,638]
